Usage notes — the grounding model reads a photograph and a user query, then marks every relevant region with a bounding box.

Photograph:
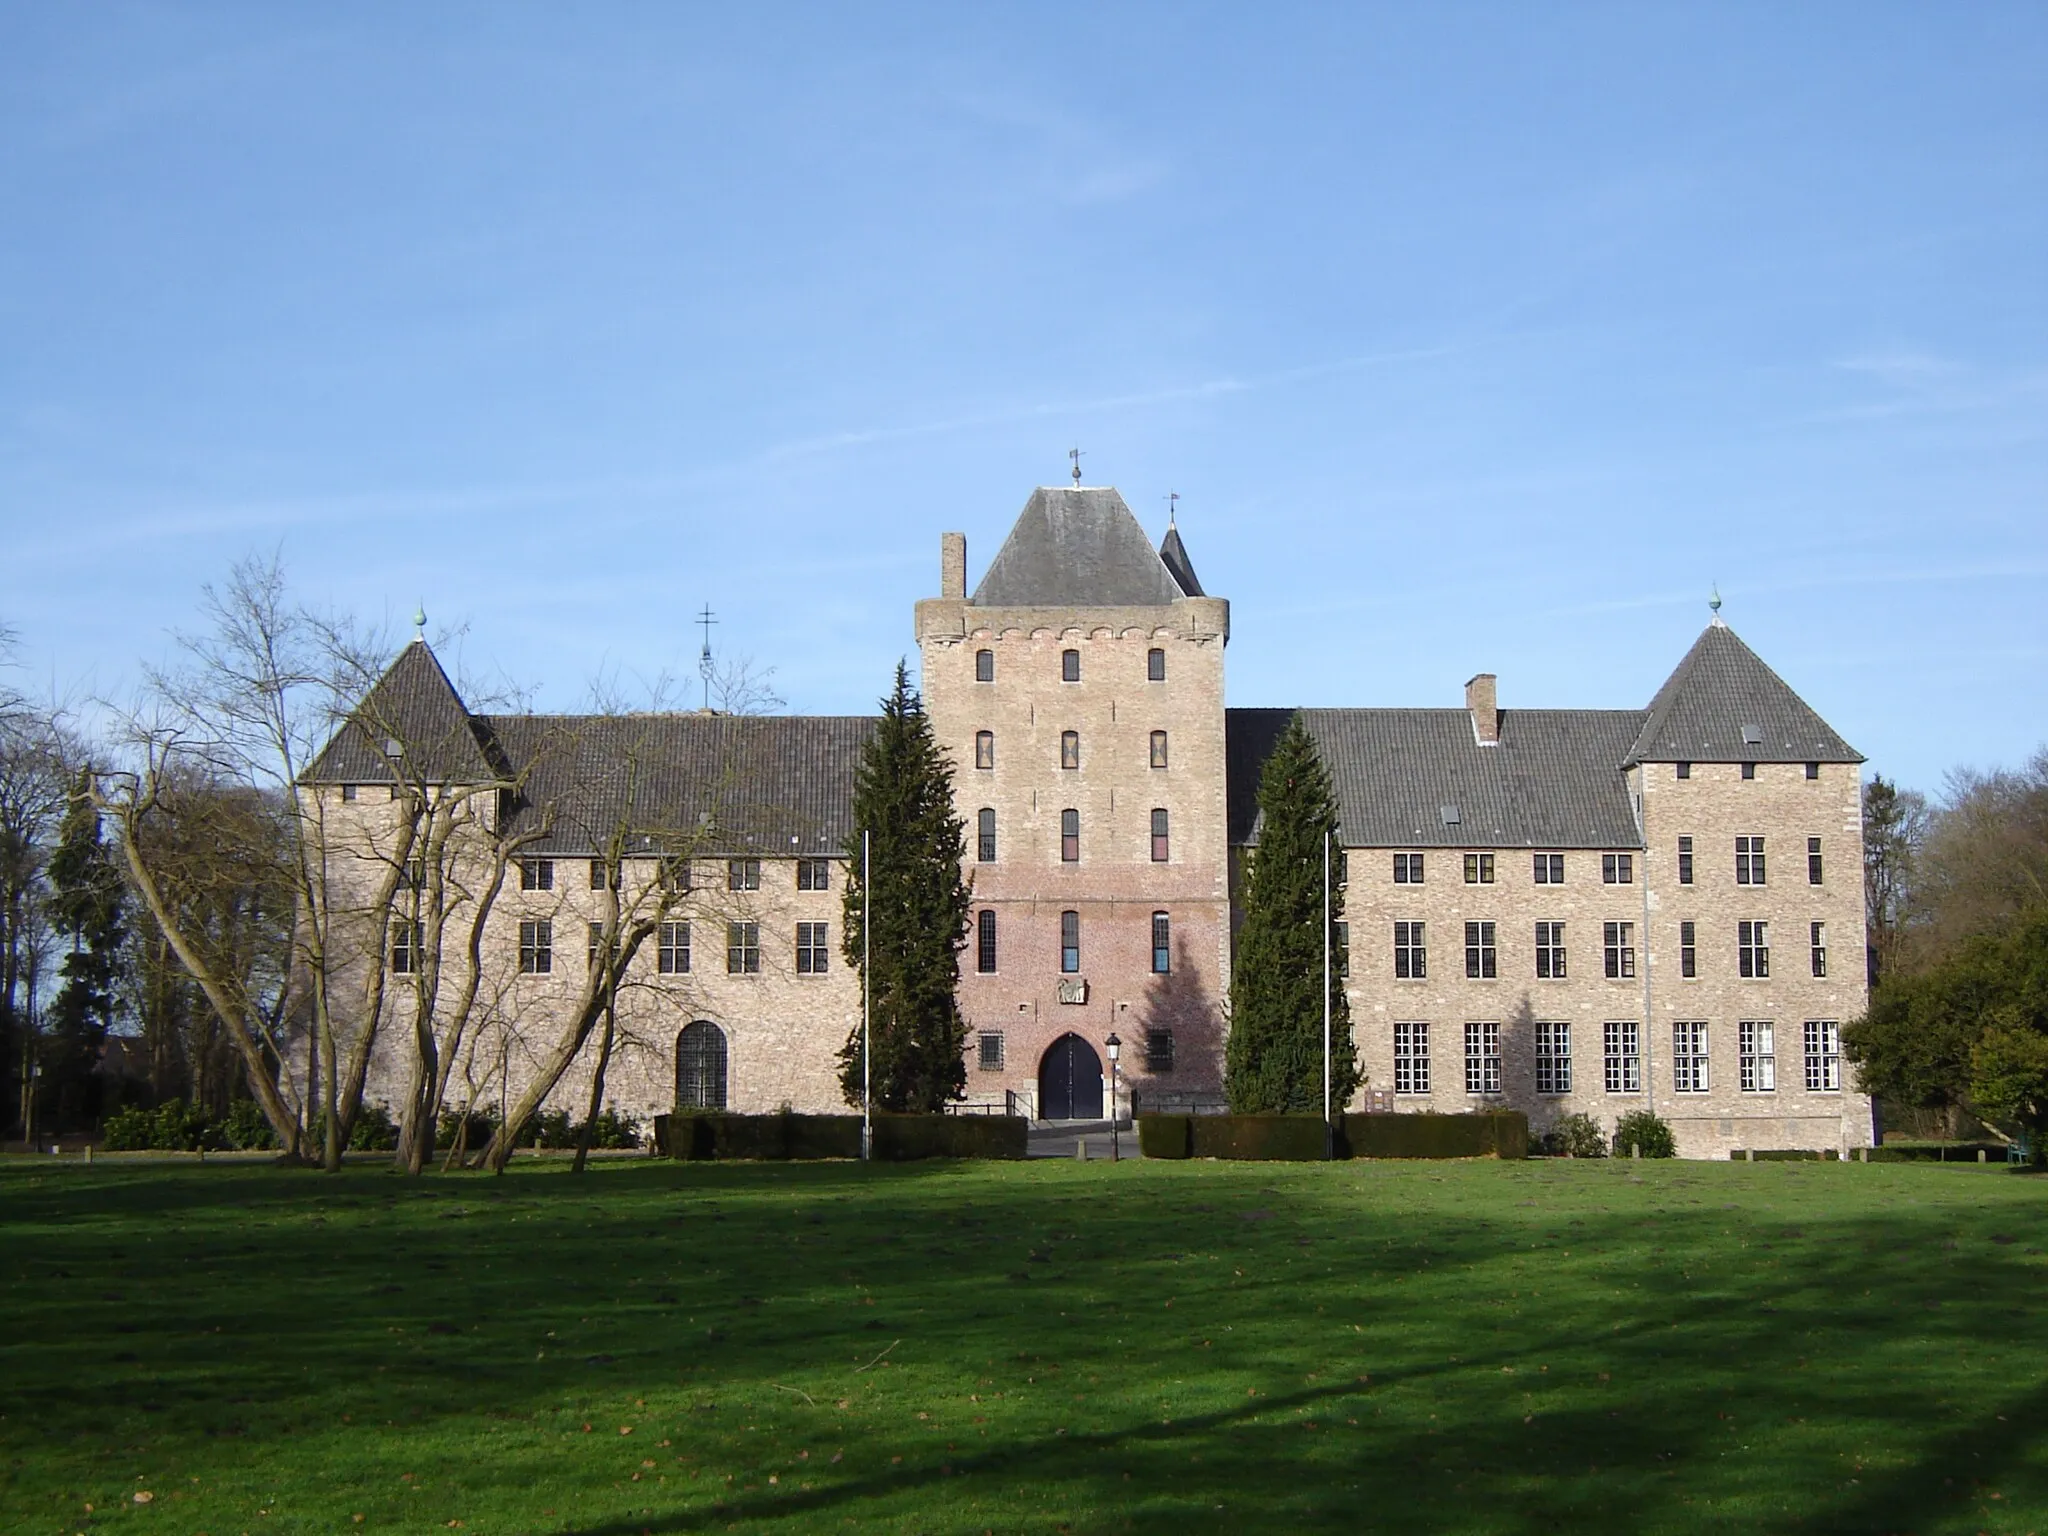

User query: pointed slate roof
[1159,523,1204,597]
[305,640,500,784]
[971,487,1189,606]
[1626,622,1861,765]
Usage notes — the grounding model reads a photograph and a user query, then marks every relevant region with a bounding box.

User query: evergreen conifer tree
[839,662,971,1112]
[45,769,126,1119]
[1225,716,1359,1114]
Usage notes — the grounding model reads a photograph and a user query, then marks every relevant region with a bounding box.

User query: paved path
[1025,1120,1141,1161]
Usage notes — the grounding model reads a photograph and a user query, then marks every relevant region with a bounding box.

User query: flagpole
[1323,828,1333,1161]
[861,828,872,1162]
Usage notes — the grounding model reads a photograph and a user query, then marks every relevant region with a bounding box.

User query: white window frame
[1739,1019,1776,1092]
[1464,1022,1502,1095]
[1394,1022,1430,1095]
[1804,1020,1841,1092]
[1535,1021,1571,1094]
[1603,1021,1640,1094]
[1672,1021,1709,1094]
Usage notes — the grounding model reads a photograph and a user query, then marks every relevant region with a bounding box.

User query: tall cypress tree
[839,662,971,1112]
[1225,716,1358,1114]
[46,769,126,1120]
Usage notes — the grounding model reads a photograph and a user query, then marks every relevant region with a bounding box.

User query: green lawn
[1,1156,2043,1535]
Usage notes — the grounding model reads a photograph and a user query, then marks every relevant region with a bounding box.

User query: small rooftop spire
[697,602,718,710]
[1166,490,1179,528]
[1708,583,1724,626]
[412,603,426,639]
[1068,446,1084,486]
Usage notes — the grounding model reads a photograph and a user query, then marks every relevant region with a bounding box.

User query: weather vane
[697,603,718,710]
[1069,447,1084,486]
[1165,490,1180,527]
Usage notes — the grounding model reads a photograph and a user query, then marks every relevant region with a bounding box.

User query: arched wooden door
[1038,1033,1103,1121]
[676,1021,728,1110]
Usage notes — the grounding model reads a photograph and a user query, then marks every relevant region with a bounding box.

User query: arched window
[1152,911,1171,974]
[1150,730,1168,769]
[1147,648,1166,682]
[1060,808,1079,863]
[1060,910,1081,973]
[976,910,997,974]
[975,730,994,770]
[975,649,995,683]
[977,807,997,863]
[1151,808,1170,862]
[1060,730,1080,770]
[1061,649,1081,683]
[676,1021,728,1110]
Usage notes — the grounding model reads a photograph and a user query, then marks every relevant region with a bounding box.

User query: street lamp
[1104,1033,1122,1163]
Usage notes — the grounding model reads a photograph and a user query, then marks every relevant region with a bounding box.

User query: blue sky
[2,3,2042,793]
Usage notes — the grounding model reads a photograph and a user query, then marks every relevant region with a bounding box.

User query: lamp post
[1104,1033,1121,1163]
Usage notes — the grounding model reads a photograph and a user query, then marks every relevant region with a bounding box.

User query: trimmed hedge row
[1868,1142,2010,1163]
[1137,1111,1527,1161]
[655,1112,1027,1161]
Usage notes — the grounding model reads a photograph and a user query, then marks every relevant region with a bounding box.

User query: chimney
[941,532,966,599]
[1465,673,1499,745]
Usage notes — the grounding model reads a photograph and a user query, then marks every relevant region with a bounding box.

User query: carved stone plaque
[1056,978,1089,1005]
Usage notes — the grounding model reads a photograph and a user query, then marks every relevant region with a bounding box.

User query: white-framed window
[1804,1020,1842,1092]
[1807,837,1824,885]
[1534,853,1565,884]
[1810,922,1827,978]
[726,920,760,974]
[1602,853,1634,885]
[1394,921,1425,978]
[797,858,831,891]
[975,731,995,770]
[1150,730,1169,769]
[1464,1022,1502,1095]
[1736,835,1767,885]
[519,919,552,975]
[1603,1021,1640,1094]
[1739,920,1770,978]
[796,921,829,974]
[1739,1019,1776,1092]
[1464,852,1495,885]
[978,1031,1005,1071]
[1394,852,1425,884]
[1464,920,1497,979]
[1672,1021,1709,1093]
[520,858,554,891]
[1536,1021,1571,1094]
[1603,921,1635,979]
[658,920,691,974]
[391,919,423,975]
[1394,1022,1430,1095]
[1535,920,1566,979]
[1677,836,1694,885]
[728,858,761,891]
[1680,920,1698,978]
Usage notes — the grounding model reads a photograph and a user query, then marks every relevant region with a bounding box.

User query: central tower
[916,486,1231,1118]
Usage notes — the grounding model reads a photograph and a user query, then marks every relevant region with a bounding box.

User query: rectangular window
[1147,647,1166,681]
[391,919,423,975]
[1464,852,1495,884]
[726,921,760,975]
[658,921,691,974]
[977,807,996,863]
[1536,1021,1572,1095]
[1394,921,1426,979]
[1535,921,1567,979]
[1736,835,1766,885]
[1394,852,1425,884]
[341,782,359,802]
[1151,910,1171,974]
[1061,808,1079,863]
[1741,761,1757,780]
[1603,1021,1640,1093]
[1150,730,1168,769]
[1151,808,1170,862]
[1675,761,1691,780]
[728,858,761,891]
[1807,836,1824,885]
[1334,920,1349,980]
[1533,853,1564,884]
[1464,1022,1502,1095]
[1739,1019,1776,1092]
[1145,1028,1175,1072]
[1680,920,1698,979]
[1603,921,1636,979]
[796,921,830,974]
[1394,1022,1430,1095]
[978,1031,1005,1071]
[797,858,831,891]
[1803,1020,1841,1092]
[976,910,997,974]
[1805,760,1820,780]
[1061,648,1080,682]
[660,856,692,893]
[975,648,994,683]
[520,858,554,891]
[519,919,552,975]
[1810,921,1827,978]
[1672,1021,1709,1093]
[1060,730,1080,770]
[1602,853,1634,885]
[588,920,604,969]
[1677,836,1694,886]
[976,731,995,769]
[588,858,608,890]
[1060,910,1080,973]
[1464,920,1497,979]
[1739,920,1771,978]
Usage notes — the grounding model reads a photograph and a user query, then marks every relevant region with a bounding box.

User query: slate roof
[1159,524,1204,597]
[1228,707,1648,850]
[305,640,501,784]
[971,487,1191,607]
[1627,622,1861,765]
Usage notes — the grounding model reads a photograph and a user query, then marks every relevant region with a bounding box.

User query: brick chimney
[1465,673,1499,745]
[941,532,966,599]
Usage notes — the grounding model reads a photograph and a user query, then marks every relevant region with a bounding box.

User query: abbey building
[308,484,1875,1158]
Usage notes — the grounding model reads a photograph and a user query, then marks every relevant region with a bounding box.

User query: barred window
[519,919,552,975]
[977,807,997,863]
[1394,920,1426,979]
[1739,1019,1776,1092]
[1672,1021,1709,1093]
[1060,808,1079,863]
[1603,1021,1640,1094]
[1151,910,1171,974]
[1535,921,1567,979]
[1810,921,1827,978]
[1602,853,1633,885]
[1803,1020,1841,1092]
[1739,920,1770,978]
[1464,852,1495,885]
[1464,1022,1502,1095]
[1060,910,1080,973]
[1394,1022,1430,1095]
[975,731,995,770]
[726,921,760,974]
[727,858,761,892]
[797,857,832,891]
[1464,920,1496,979]
[978,1031,1005,1071]
[975,648,994,683]
[1060,730,1080,770]
[1603,921,1635,979]
[391,919,423,975]
[976,910,997,974]
[1677,836,1694,886]
[1394,852,1425,884]
[1150,808,1170,863]
[1533,853,1564,884]
[1061,648,1080,683]
[1535,1021,1572,1094]
[519,858,554,891]
[1736,835,1766,885]
[1150,730,1169,769]
[796,921,829,974]
[1680,920,1698,979]
[1147,647,1166,682]
[1807,836,1824,885]
[658,921,691,975]
[1145,1028,1175,1072]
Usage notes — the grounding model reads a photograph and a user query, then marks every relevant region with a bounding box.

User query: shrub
[101,1105,155,1151]
[1342,1112,1527,1160]
[437,1107,499,1153]
[1137,1115,1192,1160]
[583,1107,642,1149]
[873,1113,1027,1161]
[527,1109,576,1149]
[671,1112,864,1161]
[1613,1110,1677,1158]
[1190,1114,1331,1161]
[1540,1112,1607,1158]
[219,1099,277,1151]
[348,1103,399,1152]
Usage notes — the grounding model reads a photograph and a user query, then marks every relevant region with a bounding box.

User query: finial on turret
[413,603,426,638]
[1069,446,1084,486]
[1166,490,1180,528]
[1708,584,1724,625]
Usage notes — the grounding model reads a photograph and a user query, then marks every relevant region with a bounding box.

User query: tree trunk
[571,993,617,1175]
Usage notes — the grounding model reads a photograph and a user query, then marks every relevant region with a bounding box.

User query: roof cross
[697,603,718,709]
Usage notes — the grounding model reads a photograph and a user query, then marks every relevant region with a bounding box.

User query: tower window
[1151,911,1171,974]
[1061,808,1079,863]
[1060,730,1080,770]
[1061,649,1080,683]
[975,730,994,770]
[1150,730,1168,769]
[1147,648,1166,682]
[1060,910,1080,973]
[1151,808,1170,862]
[977,807,996,863]
[975,649,994,683]
[976,910,997,974]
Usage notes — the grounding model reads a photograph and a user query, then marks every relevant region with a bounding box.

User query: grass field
[1,1155,2043,1535]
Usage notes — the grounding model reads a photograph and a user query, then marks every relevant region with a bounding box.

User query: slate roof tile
[971,486,1188,606]
[1627,622,1861,765]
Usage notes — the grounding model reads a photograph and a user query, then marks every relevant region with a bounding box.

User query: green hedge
[1868,1142,2009,1163]
[1137,1115,1192,1159]
[662,1112,1026,1161]
[1732,1148,1841,1161]
[875,1114,1028,1161]
[1190,1114,1332,1161]
[1342,1111,1528,1160]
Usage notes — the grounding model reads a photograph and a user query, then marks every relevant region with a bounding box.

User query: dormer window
[1061,649,1080,683]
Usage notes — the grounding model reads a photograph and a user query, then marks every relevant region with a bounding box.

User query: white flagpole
[1323,828,1333,1160]
[862,828,872,1162]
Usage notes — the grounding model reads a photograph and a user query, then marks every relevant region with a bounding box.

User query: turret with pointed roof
[306,639,503,785]
[1626,621,1861,766]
